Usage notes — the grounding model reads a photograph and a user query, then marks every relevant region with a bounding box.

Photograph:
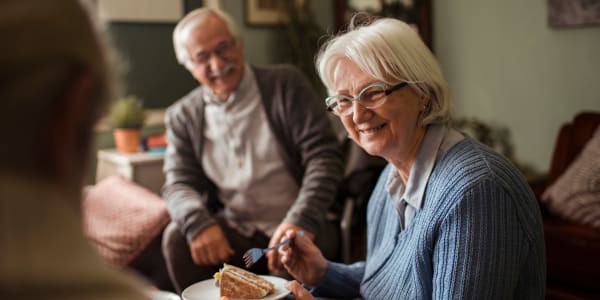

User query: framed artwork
[96,0,203,23]
[244,0,307,27]
[548,0,600,27]
[335,0,432,49]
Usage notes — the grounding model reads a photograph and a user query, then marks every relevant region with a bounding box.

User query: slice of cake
[214,264,274,299]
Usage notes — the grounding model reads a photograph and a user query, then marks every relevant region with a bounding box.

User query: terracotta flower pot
[113,128,141,154]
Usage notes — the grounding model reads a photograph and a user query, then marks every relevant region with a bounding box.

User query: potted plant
[109,95,146,153]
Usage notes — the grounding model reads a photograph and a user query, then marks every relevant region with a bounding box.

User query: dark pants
[162,216,339,293]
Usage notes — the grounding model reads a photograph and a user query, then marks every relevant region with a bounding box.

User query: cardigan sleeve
[162,100,217,243]
[431,178,537,299]
[265,65,344,234]
[311,261,365,299]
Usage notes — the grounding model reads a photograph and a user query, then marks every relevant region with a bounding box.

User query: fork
[243,230,305,268]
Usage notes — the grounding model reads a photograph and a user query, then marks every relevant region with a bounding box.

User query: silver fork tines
[243,230,304,268]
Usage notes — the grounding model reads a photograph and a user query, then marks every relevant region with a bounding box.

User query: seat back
[546,112,600,187]
[334,138,386,263]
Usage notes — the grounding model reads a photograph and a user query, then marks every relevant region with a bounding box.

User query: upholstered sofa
[528,112,600,299]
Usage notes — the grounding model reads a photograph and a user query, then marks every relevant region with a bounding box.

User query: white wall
[434,0,600,173]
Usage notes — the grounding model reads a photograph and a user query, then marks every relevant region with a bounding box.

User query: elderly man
[161,7,344,292]
[0,0,146,299]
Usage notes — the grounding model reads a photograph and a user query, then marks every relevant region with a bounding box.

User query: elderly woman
[278,16,546,299]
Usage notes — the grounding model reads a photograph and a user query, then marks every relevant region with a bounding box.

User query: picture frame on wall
[335,0,432,49]
[244,0,307,27]
[548,0,600,27]
[97,0,183,23]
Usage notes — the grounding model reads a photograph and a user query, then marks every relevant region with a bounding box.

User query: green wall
[434,0,600,173]
[108,23,197,108]
[219,1,335,66]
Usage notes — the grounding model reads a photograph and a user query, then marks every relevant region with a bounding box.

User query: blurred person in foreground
[277,15,546,299]
[162,7,343,293]
[0,0,147,299]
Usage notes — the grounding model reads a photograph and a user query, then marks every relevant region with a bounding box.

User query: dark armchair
[529,112,600,299]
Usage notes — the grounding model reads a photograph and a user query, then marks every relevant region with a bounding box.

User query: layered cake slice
[214,264,274,299]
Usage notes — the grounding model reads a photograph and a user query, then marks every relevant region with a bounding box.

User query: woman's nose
[352,101,370,123]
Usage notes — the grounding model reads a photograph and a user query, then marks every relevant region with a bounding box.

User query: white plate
[145,290,181,300]
[181,275,290,300]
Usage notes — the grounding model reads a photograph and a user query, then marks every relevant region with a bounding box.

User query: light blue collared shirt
[386,124,464,228]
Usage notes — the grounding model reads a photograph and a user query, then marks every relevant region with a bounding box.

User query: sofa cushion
[82,175,170,266]
[542,127,600,229]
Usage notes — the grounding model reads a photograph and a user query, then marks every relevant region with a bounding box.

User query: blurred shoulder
[165,86,204,122]
[253,64,306,81]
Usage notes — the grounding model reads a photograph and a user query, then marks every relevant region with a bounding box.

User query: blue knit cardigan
[314,137,546,299]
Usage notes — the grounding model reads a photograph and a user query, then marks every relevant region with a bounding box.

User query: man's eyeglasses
[325,82,408,116]
[192,39,236,65]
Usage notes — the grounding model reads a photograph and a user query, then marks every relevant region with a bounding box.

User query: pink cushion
[82,175,169,266]
[542,127,600,229]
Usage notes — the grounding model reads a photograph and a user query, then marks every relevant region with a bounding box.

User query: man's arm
[162,102,217,243]
[277,66,345,234]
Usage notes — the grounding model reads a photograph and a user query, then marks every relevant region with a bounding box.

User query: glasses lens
[195,53,210,64]
[333,96,352,115]
[194,40,235,65]
[215,40,234,57]
[359,85,386,108]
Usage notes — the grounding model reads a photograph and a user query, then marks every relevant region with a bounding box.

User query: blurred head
[316,15,451,159]
[0,0,113,188]
[173,8,244,99]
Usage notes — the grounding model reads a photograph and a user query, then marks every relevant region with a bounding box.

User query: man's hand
[189,224,234,266]
[267,223,314,275]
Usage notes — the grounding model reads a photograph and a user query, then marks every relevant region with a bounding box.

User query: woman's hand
[278,229,328,286]
[286,280,316,300]
[267,223,314,275]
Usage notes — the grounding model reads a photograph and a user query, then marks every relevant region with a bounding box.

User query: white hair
[173,7,240,71]
[316,16,451,125]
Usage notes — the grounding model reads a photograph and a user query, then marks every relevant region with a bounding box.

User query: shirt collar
[386,124,464,210]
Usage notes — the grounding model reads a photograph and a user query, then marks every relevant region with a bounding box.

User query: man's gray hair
[173,7,240,71]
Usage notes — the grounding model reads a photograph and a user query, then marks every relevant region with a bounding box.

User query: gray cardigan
[162,64,344,242]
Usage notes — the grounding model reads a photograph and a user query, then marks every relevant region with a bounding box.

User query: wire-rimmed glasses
[191,38,236,66]
[325,82,408,116]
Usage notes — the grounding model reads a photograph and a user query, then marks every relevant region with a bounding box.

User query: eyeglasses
[191,39,236,65]
[325,82,408,116]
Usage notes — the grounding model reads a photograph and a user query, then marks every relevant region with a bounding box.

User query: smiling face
[332,58,426,162]
[186,14,244,99]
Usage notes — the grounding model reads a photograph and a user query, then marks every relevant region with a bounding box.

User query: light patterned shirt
[201,65,299,237]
